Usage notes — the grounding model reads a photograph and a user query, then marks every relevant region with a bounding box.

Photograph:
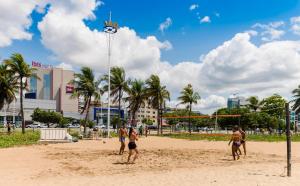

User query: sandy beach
[1,136,300,186]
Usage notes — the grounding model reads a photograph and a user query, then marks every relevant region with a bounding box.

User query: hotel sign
[66,84,74,93]
[32,61,53,69]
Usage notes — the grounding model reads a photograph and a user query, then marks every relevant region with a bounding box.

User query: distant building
[128,101,158,126]
[0,61,79,125]
[227,95,248,109]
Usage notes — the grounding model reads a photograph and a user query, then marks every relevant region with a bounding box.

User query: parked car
[40,124,48,128]
[67,124,80,128]
[26,124,40,128]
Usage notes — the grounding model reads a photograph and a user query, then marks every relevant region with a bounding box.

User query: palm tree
[103,67,129,128]
[178,84,200,134]
[70,67,101,134]
[292,85,300,113]
[0,64,19,110]
[145,75,170,135]
[246,96,261,112]
[124,79,148,126]
[4,53,39,134]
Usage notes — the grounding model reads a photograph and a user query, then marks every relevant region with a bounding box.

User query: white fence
[40,128,72,142]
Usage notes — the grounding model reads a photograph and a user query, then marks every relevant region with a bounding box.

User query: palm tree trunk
[20,78,25,134]
[118,89,121,128]
[157,106,160,135]
[160,103,163,135]
[189,103,192,135]
[84,97,91,135]
[132,111,136,127]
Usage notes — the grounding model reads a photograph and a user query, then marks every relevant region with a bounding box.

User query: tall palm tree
[0,64,19,110]
[145,74,170,135]
[178,84,200,134]
[246,96,261,112]
[124,79,148,126]
[70,67,101,134]
[292,85,300,113]
[103,67,129,127]
[4,53,39,134]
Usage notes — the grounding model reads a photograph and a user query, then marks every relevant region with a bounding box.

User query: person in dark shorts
[7,122,11,134]
[228,126,242,160]
[238,127,246,156]
[127,127,139,163]
[118,124,128,155]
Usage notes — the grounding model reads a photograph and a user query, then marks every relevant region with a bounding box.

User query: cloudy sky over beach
[1,0,300,113]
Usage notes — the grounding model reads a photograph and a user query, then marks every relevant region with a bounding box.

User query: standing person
[145,125,148,137]
[118,124,128,155]
[127,127,139,164]
[228,126,242,160]
[7,122,11,134]
[238,127,247,156]
[139,125,143,136]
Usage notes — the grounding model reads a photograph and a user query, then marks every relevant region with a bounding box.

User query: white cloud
[245,30,258,36]
[189,4,199,11]
[252,21,285,41]
[159,17,172,33]
[290,16,300,35]
[38,0,171,81]
[168,95,226,114]
[0,0,48,47]
[56,62,73,70]
[200,16,211,23]
[5,0,300,114]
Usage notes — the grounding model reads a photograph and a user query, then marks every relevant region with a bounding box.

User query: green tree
[0,64,18,110]
[70,67,101,134]
[178,84,200,134]
[142,118,153,125]
[145,75,170,135]
[291,85,300,113]
[261,94,286,118]
[246,96,262,112]
[4,53,39,133]
[103,67,129,128]
[124,79,148,126]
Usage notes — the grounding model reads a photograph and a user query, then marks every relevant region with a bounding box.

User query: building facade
[134,101,158,125]
[0,62,80,125]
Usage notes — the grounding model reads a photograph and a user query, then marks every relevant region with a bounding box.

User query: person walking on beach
[145,125,148,137]
[228,126,242,160]
[118,124,128,155]
[127,127,139,164]
[238,127,246,156]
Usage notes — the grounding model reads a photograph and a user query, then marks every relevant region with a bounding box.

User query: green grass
[0,131,40,148]
[162,133,300,142]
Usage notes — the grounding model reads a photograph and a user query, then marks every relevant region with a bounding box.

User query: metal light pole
[214,109,218,132]
[104,12,118,138]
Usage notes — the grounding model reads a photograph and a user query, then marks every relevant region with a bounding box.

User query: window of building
[30,75,37,93]
[43,74,51,100]
[153,112,155,114]
[152,116,155,118]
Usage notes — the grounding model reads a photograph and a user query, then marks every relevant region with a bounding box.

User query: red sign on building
[66,84,74,93]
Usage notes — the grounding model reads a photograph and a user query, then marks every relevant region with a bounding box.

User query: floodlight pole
[104,11,118,138]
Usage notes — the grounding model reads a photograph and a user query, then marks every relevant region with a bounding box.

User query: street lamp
[104,12,118,138]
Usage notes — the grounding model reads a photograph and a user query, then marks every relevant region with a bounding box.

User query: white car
[26,124,40,128]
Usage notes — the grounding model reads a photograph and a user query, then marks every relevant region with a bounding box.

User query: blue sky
[1,0,300,112]
[1,0,300,64]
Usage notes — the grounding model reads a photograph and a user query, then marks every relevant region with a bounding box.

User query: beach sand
[1,136,300,186]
